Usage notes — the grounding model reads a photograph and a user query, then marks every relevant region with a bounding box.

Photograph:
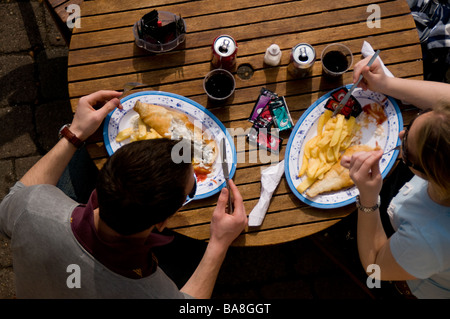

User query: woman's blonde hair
[415,103,450,198]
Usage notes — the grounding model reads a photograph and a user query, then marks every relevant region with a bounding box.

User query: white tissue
[361,41,410,105]
[361,41,394,77]
[248,160,285,227]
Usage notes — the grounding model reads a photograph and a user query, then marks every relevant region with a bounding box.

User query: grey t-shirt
[0,182,192,299]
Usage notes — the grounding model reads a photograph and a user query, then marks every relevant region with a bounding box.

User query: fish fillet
[133,100,218,174]
[306,144,375,197]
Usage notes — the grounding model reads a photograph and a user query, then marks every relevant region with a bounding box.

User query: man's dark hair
[96,138,192,236]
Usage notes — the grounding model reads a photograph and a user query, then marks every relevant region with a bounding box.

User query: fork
[119,82,146,98]
[383,145,401,155]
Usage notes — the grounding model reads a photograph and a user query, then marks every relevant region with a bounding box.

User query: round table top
[68,0,423,246]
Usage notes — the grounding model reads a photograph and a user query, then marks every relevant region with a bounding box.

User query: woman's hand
[353,56,387,92]
[341,150,383,207]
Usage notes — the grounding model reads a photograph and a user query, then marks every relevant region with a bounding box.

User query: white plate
[103,91,236,201]
[285,85,403,209]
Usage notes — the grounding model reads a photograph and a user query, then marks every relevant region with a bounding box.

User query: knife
[221,138,233,213]
[332,50,380,117]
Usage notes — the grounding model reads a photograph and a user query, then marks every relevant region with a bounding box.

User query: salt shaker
[264,44,282,66]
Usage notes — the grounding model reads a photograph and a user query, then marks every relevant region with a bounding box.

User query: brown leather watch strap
[59,125,84,148]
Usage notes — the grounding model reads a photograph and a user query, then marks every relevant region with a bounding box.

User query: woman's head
[402,104,450,197]
[96,138,194,236]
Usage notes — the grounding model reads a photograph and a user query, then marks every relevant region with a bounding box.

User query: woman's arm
[354,56,450,109]
[342,151,416,280]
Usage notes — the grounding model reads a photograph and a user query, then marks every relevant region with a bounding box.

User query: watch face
[58,124,69,139]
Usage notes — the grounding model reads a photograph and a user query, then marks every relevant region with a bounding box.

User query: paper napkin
[248,160,285,227]
[361,41,394,77]
[361,41,411,105]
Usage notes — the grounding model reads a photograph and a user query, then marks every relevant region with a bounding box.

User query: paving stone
[0,54,38,106]
[216,244,293,286]
[42,1,67,47]
[212,284,261,299]
[35,99,73,151]
[0,236,12,268]
[259,278,314,299]
[312,273,370,299]
[0,105,37,159]
[0,160,14,201]
[15,0,46,50]
[36,48,69,101]
[0,2,32,53]
[0,268,15,299]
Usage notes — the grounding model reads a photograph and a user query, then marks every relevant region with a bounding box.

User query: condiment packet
[252,104,273,129]
[269,96,294,131]
[248,160,285,227]
[325,87,362,118]
[248,88,278,123]
[247,127,283,154]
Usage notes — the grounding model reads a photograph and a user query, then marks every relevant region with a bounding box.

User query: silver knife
[332,50,380,117]
[221,138,233,213]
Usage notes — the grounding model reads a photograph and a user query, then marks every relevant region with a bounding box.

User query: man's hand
[209,180,248,248]
[70,90,122,141]
[20,90,122,187]
[180,180,247,299]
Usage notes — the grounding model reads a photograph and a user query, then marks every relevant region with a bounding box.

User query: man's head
[96,138,193,236]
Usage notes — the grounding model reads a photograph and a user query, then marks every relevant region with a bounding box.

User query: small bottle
[264,44,282,66]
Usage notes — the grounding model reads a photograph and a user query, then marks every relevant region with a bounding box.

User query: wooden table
[67,0,423,246]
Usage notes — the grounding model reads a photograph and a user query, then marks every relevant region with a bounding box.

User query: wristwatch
[58,124,84,148]
[356,195,380,213]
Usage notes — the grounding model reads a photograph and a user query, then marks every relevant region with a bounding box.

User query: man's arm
[20,91,121,187]
[180,180,247,298]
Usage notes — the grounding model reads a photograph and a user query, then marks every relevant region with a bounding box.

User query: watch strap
[60,125,84,148]
[356,195,380,213]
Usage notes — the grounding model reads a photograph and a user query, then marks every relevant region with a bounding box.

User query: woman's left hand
[341,150,384,207]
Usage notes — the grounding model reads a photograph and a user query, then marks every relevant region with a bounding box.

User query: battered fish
[305,144,376,197]
[133,100,218,174]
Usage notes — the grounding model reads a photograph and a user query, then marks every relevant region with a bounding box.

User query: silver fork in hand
[120,82,146,98]
[383,145,401,155]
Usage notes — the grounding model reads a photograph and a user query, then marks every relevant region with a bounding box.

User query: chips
[296,109,359,194]
[115,115,162,143]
